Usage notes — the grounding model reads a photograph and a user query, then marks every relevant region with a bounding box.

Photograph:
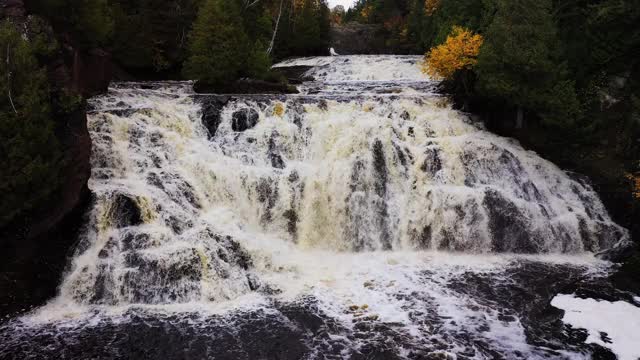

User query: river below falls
[1,55,638,360]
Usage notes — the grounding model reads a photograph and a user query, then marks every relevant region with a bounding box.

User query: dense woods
[23,0,330,79]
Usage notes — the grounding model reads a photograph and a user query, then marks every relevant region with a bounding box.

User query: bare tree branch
[6,44,18,115]
[245,0,261,8]
[267,0,284,54]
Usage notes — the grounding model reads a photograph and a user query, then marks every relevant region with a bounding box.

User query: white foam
[274,55,429,82]
[551,294,640,360]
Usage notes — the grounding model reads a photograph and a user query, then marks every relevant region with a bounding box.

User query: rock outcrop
[0,2,112,317]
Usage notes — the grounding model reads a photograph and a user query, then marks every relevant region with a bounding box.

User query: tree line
[26,0,331,81]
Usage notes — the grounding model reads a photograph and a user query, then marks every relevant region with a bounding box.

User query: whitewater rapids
[0,55,632,360]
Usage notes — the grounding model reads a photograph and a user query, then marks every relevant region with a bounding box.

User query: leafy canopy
[183,0,250,85]
[422,25,482,79]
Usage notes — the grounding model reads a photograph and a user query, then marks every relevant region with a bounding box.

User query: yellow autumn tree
[422,26,483,80]
[425,0,440,16]
[361,4,374,21]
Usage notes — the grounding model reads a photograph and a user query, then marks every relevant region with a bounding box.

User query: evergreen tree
[110,0,200,74]
[183,0,250,85]
[28,0,114,47]
[0,22,61,228]
[292,0,323,54]
[475,0,579,127]
[246,40,273,80]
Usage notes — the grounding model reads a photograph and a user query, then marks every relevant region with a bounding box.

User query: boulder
[196,96,231,138]
[232,108,260,132]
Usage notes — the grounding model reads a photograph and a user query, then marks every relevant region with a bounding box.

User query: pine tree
[183,0,250,85]
[475,0,579,127]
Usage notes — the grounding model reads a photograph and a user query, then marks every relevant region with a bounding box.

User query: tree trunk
[267,0,284,55]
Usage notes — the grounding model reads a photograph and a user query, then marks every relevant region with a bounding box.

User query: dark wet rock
[147,172,201,210]
[392,143,407,168]
[109,194,144,228]
[121,232,156,251]
[98,237,119,259]
[146,172,164,189]
[256,178,279,224]
[270,153,285,169]
[232,108,260,132]
[372,139,388,197]
[597,240,635,262]
[288,171,300,183]
[420,148,442,176]
[268,135,286,169]
[483,189,537,253]
[122,248,202,303]
[283,209,298,237]
[415,225,432,249]
[197,96,230,138]
[164,215,193,235]
[103,108,141,117]
[213,233,253,271]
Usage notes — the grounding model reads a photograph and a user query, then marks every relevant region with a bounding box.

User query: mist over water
[0,55,630,359]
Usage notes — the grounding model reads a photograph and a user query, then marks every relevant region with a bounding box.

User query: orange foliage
[361,4,373,21]
[425,0,440,16]
[422,26,483,79]
[331,13,343,24]
[625,173,640,199]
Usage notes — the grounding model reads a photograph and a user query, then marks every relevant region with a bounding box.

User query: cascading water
[0,55,631,359]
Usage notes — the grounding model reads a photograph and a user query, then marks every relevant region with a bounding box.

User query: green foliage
[0,21,61,228]
[183,0,250,85]
[475,0,579,127]
[247,41,273,80]
[184,0,330,85]
[109,0,200,73]
[29,0,114,47]
[272,0,332,59]
[418,0,488,50]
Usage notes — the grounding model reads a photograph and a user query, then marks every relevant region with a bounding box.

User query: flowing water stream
[0,55,633,359]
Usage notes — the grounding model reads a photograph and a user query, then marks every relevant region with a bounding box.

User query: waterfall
[53,55,627,307]
[1,55,631,360]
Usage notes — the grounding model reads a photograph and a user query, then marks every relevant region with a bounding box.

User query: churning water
[0,55,632,359]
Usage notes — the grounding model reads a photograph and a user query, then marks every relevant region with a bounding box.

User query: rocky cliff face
[0,0,112,317]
